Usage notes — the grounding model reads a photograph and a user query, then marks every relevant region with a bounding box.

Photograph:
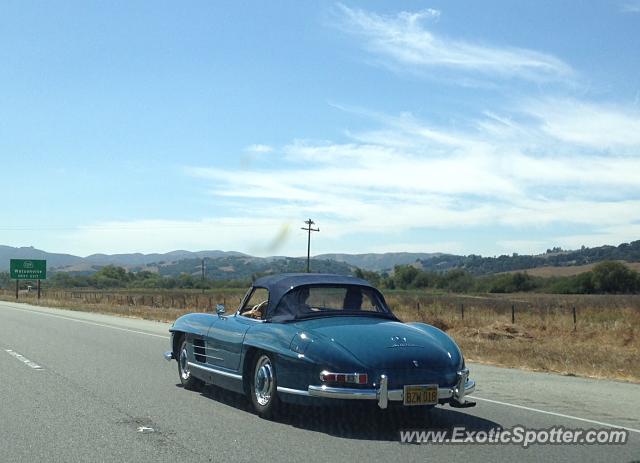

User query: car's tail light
[320,370,368,385]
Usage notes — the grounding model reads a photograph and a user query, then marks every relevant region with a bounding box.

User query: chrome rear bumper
[306,368,475,409]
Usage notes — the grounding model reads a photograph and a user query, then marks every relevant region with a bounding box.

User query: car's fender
[406,322,464,369]
[170,312,216,337]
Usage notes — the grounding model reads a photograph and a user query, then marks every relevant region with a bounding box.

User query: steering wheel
[244,300,268,320]
[252,300,268,311]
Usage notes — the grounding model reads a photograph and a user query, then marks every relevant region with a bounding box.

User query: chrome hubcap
[254,356,274,406]
[179,346,190,381]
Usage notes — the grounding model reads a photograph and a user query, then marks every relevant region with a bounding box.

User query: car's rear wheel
[178,337,204,391]
[250,353,280,419]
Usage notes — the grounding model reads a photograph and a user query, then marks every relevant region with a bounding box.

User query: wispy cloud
[185,98,640,249]
[245,144,274,153]
[621,1,640,13]
[554,223,640,250]
[524,99,640,149]
[334,4,573,81]
[63,6,638,256]
[69,96,640,256]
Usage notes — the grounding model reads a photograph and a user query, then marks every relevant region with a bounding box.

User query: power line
[301,218,319,273]
[0,223,276,231]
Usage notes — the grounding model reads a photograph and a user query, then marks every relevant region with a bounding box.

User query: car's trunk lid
[293,316,455,370]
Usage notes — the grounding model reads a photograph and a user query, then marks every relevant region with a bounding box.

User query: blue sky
[1,1,639,257]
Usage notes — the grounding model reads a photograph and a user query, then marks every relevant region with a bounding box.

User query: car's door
[205,287,269,371]
[205,316,252,371]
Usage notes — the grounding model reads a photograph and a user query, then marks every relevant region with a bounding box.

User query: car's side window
[240,288,269,320]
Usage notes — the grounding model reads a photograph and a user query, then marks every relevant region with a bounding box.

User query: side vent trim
[193,339,206,363]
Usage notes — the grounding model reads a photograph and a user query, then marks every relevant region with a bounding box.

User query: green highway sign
[10,259,47,280]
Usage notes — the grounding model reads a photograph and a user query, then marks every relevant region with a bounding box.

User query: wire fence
[0,288,245,311]
[2,288,639,330]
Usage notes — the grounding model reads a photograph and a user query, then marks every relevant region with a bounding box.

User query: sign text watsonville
[10,259,47,280]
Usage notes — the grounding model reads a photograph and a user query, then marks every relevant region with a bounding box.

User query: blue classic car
[164,273,475,418]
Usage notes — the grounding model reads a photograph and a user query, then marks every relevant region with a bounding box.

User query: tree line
[416,240,640,275]
[1,260,639,294]
[356,260,640,294]
[0,266,250,290]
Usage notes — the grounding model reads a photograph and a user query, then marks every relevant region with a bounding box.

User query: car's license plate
[403,384,438,406]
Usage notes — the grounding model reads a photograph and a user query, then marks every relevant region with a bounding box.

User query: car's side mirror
[216,304,225,316]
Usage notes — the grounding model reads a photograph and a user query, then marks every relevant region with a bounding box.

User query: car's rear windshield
[270,284,393,322]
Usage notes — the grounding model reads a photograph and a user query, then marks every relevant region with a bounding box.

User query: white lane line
[0,304,169,340]
[469,395,640,434]
[5,349,44,370]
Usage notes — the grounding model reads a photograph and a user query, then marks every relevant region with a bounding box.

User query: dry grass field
[0,288,247,323]
[389,292,640,383]
[2,288,638,383]
[506,261,640,277]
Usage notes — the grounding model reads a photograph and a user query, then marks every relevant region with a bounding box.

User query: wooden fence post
[461,303,464,320]
[573,306,577,331]
[511,304,515,324]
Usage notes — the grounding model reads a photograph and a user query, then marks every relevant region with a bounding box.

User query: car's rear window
[271,284,391,321]
[304,286,381,311]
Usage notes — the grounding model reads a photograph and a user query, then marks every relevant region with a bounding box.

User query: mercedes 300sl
[164,273,475,418]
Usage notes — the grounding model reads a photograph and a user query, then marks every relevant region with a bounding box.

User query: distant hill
[0,246,350,279]
[82,250,248,267]
[0,246,252,271]
[416,240,640,275]
[156,256,353,279]
[1,240,639,278]
[0,246,437,274]
[315,252,441,272]
[0,245,82,269]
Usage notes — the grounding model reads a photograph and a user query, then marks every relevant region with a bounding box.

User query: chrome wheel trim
[254,355,274,407]
[179,345,190,381]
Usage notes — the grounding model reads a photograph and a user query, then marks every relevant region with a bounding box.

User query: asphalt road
[0,300,638,462]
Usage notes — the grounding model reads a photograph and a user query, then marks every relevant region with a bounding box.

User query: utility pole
[301,218,319,273]
[201,258,206,294]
